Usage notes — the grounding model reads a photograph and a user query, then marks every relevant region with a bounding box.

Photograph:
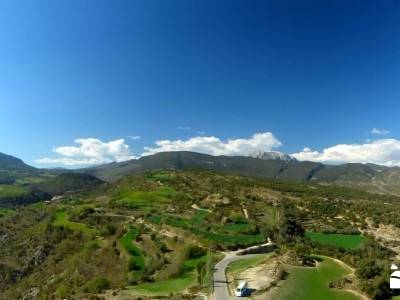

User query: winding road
[212,241,273,300]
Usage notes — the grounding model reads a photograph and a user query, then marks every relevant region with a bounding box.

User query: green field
[146,172,172,182]
[0,207,14,217]
[129,272,195,295]
[15,176,48,185]
[305,232,365,250]
[227,254,271,273]
[115,186,178,211]
[221,222,254,234]
[148,211,265,247]
[270,256,363,300]
[119,227,145,280]
[192,229,264,246]
[0,184,28,198]
[53,211,98,235]
[129,254,208,295]
[264,204,279,226]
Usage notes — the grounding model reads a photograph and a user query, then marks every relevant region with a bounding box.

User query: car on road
[234,280,248,297]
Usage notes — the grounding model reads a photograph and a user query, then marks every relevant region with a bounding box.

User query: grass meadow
[270,256,364,300]
[305,232,365,250]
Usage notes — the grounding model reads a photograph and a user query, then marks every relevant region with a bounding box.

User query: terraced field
[148,210,265,248]
[129,254,209,296]
[0,207,14,217]
[53,210,98,235]
[113,186,179,212]
[0,184,28,198]
[119,227,145,281]
[305,232,365,250]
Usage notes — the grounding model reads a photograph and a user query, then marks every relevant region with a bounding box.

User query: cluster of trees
[0,171,15,184]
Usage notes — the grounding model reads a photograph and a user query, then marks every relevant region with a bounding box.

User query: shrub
[83,276,110,293]
[128,257,142,271]
[187,245,206,259]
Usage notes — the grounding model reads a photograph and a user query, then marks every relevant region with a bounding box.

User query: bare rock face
[30,244,51,267]
[22,287,39,300]
[0,233,8,243]
[251,151,297,163]
[267,261,282,278]
[201,193,231,208]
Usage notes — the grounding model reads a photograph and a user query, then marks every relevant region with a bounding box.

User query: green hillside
[0,152,35,171]
[37,173,104,195]
[0,169,398,299]
[81,151,400,196]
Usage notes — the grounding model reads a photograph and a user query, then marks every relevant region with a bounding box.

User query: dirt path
[344,289,370,300]
[192,203,212,212]
[240,202,249,219]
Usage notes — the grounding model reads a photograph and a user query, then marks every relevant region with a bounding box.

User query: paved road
[212,242,273,300]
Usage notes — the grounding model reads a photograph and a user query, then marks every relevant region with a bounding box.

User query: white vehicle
[234,280,248,297]
[391,264,400,289]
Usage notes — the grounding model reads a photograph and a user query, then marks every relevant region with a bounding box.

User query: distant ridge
[68,151,396,195]
[0,152,35,171]
[36,173,104,195]
[2,150,400,195]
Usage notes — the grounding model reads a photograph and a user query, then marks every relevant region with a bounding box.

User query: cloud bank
[142,132,282,156]
[371,128,389,135]
[35,132,400,168]
[177,126,192,131]
[35,138,135,166]
[36,132,282,166]
[128,135,141,140]
[292,139,400,166]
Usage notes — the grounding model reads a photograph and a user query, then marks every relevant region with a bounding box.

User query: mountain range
[1,150,400,195]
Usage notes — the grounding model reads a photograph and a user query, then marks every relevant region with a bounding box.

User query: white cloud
[292,139,400,166]
[142,132,282,157]
[372,128,389,135]
[128,135,141,140]
[35,138,136,166]
[177,126,192,131]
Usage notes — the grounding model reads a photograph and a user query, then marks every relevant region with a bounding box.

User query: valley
[1,152,400,299]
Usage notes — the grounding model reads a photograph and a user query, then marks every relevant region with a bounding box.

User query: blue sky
[1,1,400,167]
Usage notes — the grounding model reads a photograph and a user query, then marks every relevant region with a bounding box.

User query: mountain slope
[0,152,35,171]
[80,151,400,195]
[80,151,328,183]
[82,151,301,182]
[36,173,104,195]
[2,150,400,196]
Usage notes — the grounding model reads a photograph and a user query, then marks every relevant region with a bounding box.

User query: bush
[187,245,206,259]
[100,224,116,236]
[55,284,68,298]
[83,276,110,293]
[128,257,142,271]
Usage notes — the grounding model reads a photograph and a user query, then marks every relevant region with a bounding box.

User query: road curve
[212,242,273,300]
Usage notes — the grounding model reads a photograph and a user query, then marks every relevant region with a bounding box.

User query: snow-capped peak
[251,151,297,162]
